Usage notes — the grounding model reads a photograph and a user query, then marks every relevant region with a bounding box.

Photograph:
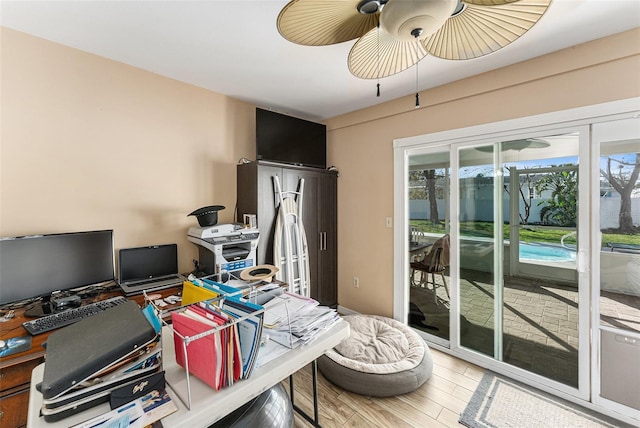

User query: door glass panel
[408,151,450,342]
[459,135,581,387]
[459,145,496,357]
[596,121,640,411]
[599,141,640,334]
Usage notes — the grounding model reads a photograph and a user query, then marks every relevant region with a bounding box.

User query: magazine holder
[143,280,295,410]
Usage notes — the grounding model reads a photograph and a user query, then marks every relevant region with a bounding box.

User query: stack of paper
[72,386,177,428]
[255,292,340,368]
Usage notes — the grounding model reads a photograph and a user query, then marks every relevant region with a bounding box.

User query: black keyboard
[22,296,128,335]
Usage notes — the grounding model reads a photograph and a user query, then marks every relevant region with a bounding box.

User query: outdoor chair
[410,234,450,301]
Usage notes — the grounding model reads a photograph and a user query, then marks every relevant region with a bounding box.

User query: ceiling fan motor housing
[357,0,384,14]
[381,0,458,41]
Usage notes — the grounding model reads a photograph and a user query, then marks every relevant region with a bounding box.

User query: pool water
[519,243,576,262]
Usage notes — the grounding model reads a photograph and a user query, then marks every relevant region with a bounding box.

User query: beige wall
[2,27,639,315]
[326,29,640,317]
[0,28,256,274]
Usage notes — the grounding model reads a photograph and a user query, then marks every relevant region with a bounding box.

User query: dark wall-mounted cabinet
[237,161,337,307]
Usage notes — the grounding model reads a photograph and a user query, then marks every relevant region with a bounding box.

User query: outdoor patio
[410,269,640,388]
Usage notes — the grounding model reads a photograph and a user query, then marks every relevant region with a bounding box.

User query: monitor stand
[23,295,82,318]
[23,301,56,318]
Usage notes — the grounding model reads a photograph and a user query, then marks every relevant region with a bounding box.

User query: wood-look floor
[281,348,484,427]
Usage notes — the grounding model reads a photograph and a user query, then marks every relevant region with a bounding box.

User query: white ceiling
[1,0,639,121]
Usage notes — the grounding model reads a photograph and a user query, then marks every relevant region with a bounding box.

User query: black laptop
[41,301,158,398]
[117,244,186,296]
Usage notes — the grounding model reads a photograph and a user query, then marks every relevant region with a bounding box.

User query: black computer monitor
[0,230,115,312]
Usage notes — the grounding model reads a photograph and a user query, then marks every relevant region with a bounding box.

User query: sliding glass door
[457,133,587,389]
[399,127,590,395]
[395,100,640,419]
[592,117,640,417]
[407,150,451,345]
[457,145,498,358]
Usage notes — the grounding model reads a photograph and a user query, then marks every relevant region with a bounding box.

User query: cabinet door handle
[322,232,327,251]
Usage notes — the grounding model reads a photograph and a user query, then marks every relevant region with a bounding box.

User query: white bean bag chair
[318,315,432,397]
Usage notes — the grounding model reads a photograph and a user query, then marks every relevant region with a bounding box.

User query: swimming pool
[519,243,576,262]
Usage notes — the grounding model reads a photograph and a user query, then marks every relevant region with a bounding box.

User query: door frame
[393,97,640,421]
[590,117,640,422]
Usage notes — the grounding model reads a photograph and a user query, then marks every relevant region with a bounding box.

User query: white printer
[187,223,259,276]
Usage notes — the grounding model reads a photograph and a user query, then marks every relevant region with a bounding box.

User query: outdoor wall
[0,28,256,274]
[601,252,640,297]
[326,29,640,317]
[411,197,640,227]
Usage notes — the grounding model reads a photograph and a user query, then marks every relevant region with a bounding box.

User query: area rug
[460,372,634,428]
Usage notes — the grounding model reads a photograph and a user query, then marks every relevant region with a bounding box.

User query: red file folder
[188,305,230,386]
[194,304,242,385]
[189,304,241,384]
[171,311,222,390]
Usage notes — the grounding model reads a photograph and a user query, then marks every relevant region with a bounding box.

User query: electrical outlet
[353,276,360,288]
[385,217,392,228]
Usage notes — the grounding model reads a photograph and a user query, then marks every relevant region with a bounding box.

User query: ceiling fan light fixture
[277,0,551,103]
[381,0,458,41]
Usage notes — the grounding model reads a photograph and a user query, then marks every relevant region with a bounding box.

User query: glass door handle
[577,250,587,273]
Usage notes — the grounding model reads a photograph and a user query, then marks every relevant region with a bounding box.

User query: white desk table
[27,320,349,427]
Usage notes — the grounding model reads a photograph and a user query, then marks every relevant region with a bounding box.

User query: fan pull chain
[376,22,381,97]
[411,28,423,109]
[415,59,420,108]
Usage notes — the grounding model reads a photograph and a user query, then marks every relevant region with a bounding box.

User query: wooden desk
[0,286,181,428]
[27,320,350,427]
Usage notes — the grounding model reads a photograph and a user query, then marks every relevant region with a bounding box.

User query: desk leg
[289,374,295,407]
[289,360,321,427]
[312,360,319,423]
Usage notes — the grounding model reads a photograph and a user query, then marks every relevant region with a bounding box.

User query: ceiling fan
[277,0,552,82]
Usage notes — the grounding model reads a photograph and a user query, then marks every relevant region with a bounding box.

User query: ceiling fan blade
[277,0,378,46]
[461,0,521,5]
[348,25,428,79]
[424,0,552,60]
